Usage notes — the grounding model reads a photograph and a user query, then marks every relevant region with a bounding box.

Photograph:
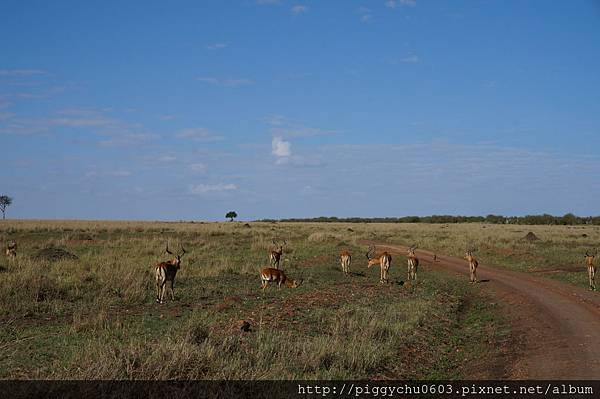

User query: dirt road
[371,242,600,379]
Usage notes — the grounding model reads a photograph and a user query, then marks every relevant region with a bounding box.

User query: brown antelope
[155,243,186,303]
[465,249,478,283]
[269,239,286,269]
[366,245,392,283]
[340,250,351,275]
[260,267,303,290]
[5,241,16,259]
[585,251,596,291]
[407,245,419,281]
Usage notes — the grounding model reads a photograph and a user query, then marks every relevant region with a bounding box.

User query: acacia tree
[226,211,238,222]
[0,195,12,220]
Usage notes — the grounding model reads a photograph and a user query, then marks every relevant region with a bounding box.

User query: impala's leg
[155,279,161,303]
[170,279,175,301]
[590,267,596,291]
[159,282,166,304]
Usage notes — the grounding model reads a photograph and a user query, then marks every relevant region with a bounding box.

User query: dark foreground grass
[0,221,507,379]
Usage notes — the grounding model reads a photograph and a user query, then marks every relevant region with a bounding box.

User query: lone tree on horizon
[0,195,12,220]
[226,211,238,222]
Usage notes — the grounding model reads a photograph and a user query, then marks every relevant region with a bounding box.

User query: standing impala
[339,250,351,275]
[407,245,419,282]
[366,245,392,283]
[585,251,596,291]
[269,239,286,269]
[465,249,478,283]
[5,241,16,259]
[260,267,303,290]
[155,243,186,303]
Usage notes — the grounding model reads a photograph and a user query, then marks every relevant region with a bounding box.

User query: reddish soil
[367,241,600,379]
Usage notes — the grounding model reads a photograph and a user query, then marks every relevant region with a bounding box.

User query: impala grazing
[269,239,286,269]
[340,250,351,275]
[465,249,478,283]
[260,267,303,290]
[366,245,392,283]
[585,251,596,291]
[5,241,16,259]
[407,245,419,282]
[155,244,186,304]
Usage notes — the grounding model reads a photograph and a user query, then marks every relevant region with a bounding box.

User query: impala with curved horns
[465,249,478,283]
[339,250,351,275]
[407,245,419,282]
[366,245,392,284]
[585,251,596,291]
[155,243,186,303]
[269,239,286,269]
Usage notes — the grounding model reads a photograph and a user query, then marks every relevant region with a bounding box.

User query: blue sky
[1,0,599,220]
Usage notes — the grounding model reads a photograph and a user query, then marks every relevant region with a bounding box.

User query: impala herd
[3,232,598,304]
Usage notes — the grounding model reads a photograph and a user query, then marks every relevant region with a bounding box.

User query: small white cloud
[401,0,416,6]
[401,55,420,63]
[177,128,223,142]
[158,155,177,163]
[291,5,308,15]
[205,43,228,50]
[196,76,254,87]
[357,7,373,23]
[190,183,238,194]
[272,136,291,157]
[98,133,159,147]
[0,69,47,76]
[189,163,207,173]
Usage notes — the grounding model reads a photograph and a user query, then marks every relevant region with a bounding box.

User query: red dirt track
[371,242,600,379]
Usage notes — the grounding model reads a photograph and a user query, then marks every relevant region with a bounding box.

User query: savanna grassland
[1,220,592,380]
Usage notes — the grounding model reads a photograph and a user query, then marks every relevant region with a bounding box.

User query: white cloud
[177,128,223,141]
[272,136,292,158]
[385,0,416,8]
[190,183,238,194]
[205,43,228,50]
[189,163,207,173]
[196,76,254,87]
[401,55,420,63]
[357,7,373,23]
[291,5,309,15]
[157,155,177,163]
[0,69,47,76]
[85,170,132,178]
[98,133,159,147]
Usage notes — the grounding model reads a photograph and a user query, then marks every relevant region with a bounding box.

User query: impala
[260,267,303,290]
[155,243,186,303]
[465,249,478,283]
[269,239,286,269]
[366,245,392,283]
[585,251,596,291]
[340,250,351,275]
[407,245,419,281]
[5,241,16,259]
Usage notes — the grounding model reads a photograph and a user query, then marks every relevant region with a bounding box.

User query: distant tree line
[257,213,600,225]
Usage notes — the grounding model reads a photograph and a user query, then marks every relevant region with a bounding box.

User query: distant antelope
[260,267,303,290]
[465,249,478,283]
[585,251,596,291]
[5,241,16,259]
[366,245,392,283]
[340,250,351,275]
[269,239,286,269]
[155,243,186,303]
[407,245,419,281]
